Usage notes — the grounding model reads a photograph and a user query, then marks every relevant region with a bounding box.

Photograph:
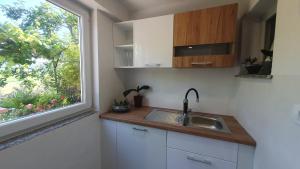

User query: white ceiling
[117,0,188,12]
[117,0,251,19]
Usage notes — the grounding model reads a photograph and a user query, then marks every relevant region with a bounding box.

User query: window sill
[0,109,96,151]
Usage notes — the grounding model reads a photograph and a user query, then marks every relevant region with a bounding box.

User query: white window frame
[0,0,92,138]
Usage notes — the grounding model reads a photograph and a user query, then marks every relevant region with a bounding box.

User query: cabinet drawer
[173,55,235,68]
[167,132,238,162]
[167,148,236,169]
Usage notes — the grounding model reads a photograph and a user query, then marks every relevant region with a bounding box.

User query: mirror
[239,0,278,76]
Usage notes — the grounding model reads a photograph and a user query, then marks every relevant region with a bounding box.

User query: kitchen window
[0,0,92,138]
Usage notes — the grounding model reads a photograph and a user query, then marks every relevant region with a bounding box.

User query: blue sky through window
[0,0,75,40]
[0,0,43,22]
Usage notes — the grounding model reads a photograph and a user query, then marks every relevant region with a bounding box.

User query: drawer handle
[145,63,161,67]
[187,156,212,165]
[191,62,213,66]
[133,127,148,132]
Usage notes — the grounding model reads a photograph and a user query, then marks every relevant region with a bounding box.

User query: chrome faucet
[182,88,199,126]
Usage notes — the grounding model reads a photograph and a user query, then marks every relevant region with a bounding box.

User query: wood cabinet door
[215,3,238,43]
[174,4,238,46]
[174,12,192,46]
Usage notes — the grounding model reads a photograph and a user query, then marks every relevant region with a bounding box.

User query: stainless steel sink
[145,109,231,133]
[186,115,230,133]
[145,109,181,125]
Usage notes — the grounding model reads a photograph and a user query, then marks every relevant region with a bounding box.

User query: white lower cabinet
[167,148,236,169]
[116,122,167,169]
[101,120,254,169]
[167,131,238,162]
[101,120,117,169]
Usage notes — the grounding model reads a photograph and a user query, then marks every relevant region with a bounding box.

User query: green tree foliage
[0,1,81,122]
[0,89,37,109]
[0,1,80,94]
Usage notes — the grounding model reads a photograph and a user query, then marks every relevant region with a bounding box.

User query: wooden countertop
[100,107,256,146]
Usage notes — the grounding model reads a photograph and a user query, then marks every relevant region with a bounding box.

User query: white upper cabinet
[133,15,174,68]
[113,15,174,68]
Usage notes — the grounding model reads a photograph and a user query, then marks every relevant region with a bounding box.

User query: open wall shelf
[113,21,134,68]
[174,43,232,57]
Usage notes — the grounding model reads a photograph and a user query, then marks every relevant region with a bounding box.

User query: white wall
[233,0,300,169]
[233,77,300,169]
[124,68,238,115]
[271,0,300,76]
[95,0,130,21]
[97,11,126,113]
[0,114,101,169]
[79,0,129,21]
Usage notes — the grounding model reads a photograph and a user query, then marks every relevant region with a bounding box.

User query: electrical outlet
[292,105,300,125]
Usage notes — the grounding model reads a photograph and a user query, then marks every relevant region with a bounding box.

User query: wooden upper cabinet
[174,4,238,46]
[173,12,191,46]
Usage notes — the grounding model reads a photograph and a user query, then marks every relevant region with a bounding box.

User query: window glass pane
[0,0,81,123]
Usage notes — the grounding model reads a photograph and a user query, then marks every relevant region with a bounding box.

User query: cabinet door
[101,120,117,169]
[167,148,236,169]
[174,4,238,46]
[117,122,167,169]
[134,15,174,67]
[174,12,192,46]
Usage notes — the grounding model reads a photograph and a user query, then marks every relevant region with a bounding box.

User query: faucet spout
[185,88,199,101]
[182,88,199,126]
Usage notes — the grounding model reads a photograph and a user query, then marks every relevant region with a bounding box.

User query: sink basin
[186,115,230,133]
[145,109,181,125]
[145,109,231,133]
